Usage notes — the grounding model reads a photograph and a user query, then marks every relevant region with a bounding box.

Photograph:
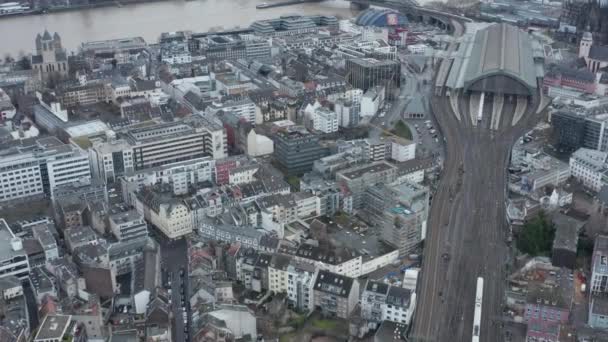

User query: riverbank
[0,0,171,19]
[0,0,358,56]
[256,0,324,9]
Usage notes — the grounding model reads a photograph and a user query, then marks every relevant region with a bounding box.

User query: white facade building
[361,86,385,117]
[312,107,339,133]
[0,137,91,202]
[390,137,416,162]
[0,87,16,120]
[246,130,274,157]
[0,219,30,280]
[109,208,149,241]
[570,148,608,192]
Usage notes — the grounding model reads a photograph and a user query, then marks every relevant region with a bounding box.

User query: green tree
[517,211,555,256]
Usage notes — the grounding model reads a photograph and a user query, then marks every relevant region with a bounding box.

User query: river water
[0,0,362,57]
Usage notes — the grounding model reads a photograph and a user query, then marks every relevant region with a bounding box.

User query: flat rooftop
[35,314,71,341]
[338,161,396,180]
[0,219,24,261]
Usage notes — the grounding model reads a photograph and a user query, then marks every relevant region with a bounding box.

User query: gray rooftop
[445,23,541,96]
[35,314,71,341]
[0,219,25,261]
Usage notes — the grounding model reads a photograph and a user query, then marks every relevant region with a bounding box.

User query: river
[0,0,363,57]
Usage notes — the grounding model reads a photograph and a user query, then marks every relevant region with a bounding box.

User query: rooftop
[0,219,24,261]
[338,161,396,180]
[314,270,355,298]
[35,314,71,341]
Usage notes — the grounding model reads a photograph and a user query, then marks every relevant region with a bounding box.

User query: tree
[16,56,31,70]
[517,211,555,256]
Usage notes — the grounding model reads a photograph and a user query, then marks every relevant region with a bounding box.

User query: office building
[160,31,191,65]
[346,58,400,97]
[207,98,258,124]
[0,137,91,202]
[0,219,30,280]
[591,235,608,293]
[109,206,149,241]
[336,161,398,209]
[589,295,608,329]
[273,127,330,175]
[569,148,608,192]
[200,34,271,61]
[88,117,226,182]
[551,111,586,152]
[251,15,337,36]
[363,182,429,256]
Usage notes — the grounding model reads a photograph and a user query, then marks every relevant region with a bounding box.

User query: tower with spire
[31,30,69,81]
[579,30,593,59]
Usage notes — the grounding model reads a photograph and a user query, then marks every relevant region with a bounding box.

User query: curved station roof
[443,23,543,96]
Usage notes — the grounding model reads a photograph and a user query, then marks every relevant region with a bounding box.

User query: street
[160,238,191,342]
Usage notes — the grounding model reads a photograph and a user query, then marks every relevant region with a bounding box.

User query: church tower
[579,31,593,59]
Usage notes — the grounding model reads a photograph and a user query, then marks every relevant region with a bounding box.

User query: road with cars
[160,238,191,342]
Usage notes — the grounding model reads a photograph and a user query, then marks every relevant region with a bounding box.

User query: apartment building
[312,270,359,319]
[135,185,193,239]
[361,280,415,326]
[312,107,339,134]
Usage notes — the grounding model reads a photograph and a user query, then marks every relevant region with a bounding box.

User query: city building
[31,30,69,80]
[355,8,408,27]
[89,118,226,182]
[0,275,23,300]
[336,161,398,209]
[591,235,608,293]
[363,182,429,256]
[268,254,317,312]
[579,31,608,73]
[135,186,193,239]
[361,280,415,325]
[160,31,191,65]
[589,295,608,329]
[198,34,271,61]
[0,219,29,280]
[360,85,385,117]
[312,270,359,319]
[0,137,91,202]
[439,23,543,98]
[109,206,149,241]
[273,127,330,175]
[34,314,83,342]
[550,111,587,152]
[346,58,400,97]
[250,15,337,36]
[197,305,257,341]
[569,148,608,192]
[0,87,16,121]
[311,107,339,134]
[207,98,258,124]
[524,287,570,324]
